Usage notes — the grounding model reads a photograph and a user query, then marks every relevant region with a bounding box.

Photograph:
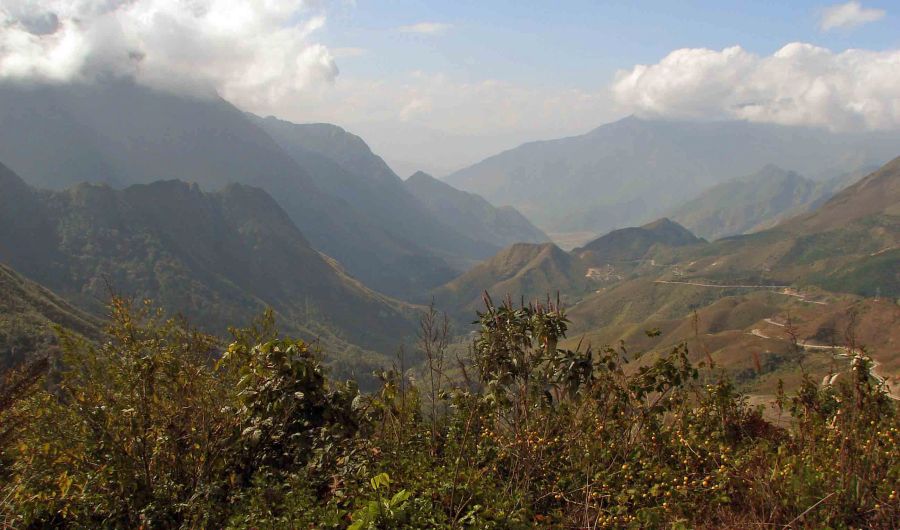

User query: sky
[1,0,898,175]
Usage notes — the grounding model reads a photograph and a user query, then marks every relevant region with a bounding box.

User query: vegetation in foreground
[1,297,899,529]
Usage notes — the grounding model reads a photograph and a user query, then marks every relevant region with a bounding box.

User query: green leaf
[390,489,410,507]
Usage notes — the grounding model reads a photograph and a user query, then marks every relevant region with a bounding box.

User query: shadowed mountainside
[403,171,549,249]
[0,163,420,368]
[252,116,499,273]
[0,82,481,299]
[0,262,102,369]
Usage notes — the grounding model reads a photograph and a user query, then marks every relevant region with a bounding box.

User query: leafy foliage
[1,296,898,528]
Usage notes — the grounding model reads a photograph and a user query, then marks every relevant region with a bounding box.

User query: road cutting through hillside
[656,280,894,398]
[653,280,827,304]
[654,280,789,289]
[750,327,899,401]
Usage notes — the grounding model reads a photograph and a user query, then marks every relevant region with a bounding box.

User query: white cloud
[819,1,886,31]
[0,0,338,108]
[398,22,452,35]
[611,43,900,131]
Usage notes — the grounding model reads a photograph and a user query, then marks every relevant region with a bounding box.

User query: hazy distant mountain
[684,157,900,297]
[786,158,900,234]
[253,119,400,185]
[746,167,875,233]
[0,262,102,370]
[446,116,900,235]
[0,81,312,193]
[575,218,703,261]
[0,81,464,299]
[403,171,549,249]
[0,164,419,367]
[253,117,498,273]
[667,165,839,240]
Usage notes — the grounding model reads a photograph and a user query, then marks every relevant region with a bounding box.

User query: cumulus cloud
[819,1,886,31]
[398,22,452,35]
[611,43,900,131]
[0,0,338,108]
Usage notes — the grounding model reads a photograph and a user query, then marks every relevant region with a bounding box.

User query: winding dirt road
[651,279,894,398]
[654,280,827,305]
[750,327,899,401]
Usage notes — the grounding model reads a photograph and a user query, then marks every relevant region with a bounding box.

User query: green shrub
[1,296,898,528]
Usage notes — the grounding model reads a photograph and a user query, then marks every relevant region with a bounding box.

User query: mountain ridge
[446,116,900,235]
[667,165,828,240]
[0,261,103,369]
[0,164,420,369]
[576,218,704,260]
[0,81,477,299]
[403,170,550,250]
[252,115,498,275]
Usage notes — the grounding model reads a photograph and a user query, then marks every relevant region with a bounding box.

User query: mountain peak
[406,170,436,183]
[640,217,700,240]
[253,115,400,183]
[431,240,580,319]
[641,217,677,230]
[577,218,702,259]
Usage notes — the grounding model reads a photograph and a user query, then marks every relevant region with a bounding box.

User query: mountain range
[441,156,899,316]
[0,81,539,299]
[432,218,704,321]
[684,156,900,297]
[252,117,503,274]
[434,157,899,391]
[1,79,897,392]
[446,116,900,238]
[667,165,869,240]
[0,163,421,377]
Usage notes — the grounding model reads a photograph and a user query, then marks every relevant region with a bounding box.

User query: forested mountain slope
[0,164,419,370]
[0,262,102,370]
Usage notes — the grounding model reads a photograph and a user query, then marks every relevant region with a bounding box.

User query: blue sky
[322,0,898,89]
[300,1,899,174]
[2,0,897,175]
